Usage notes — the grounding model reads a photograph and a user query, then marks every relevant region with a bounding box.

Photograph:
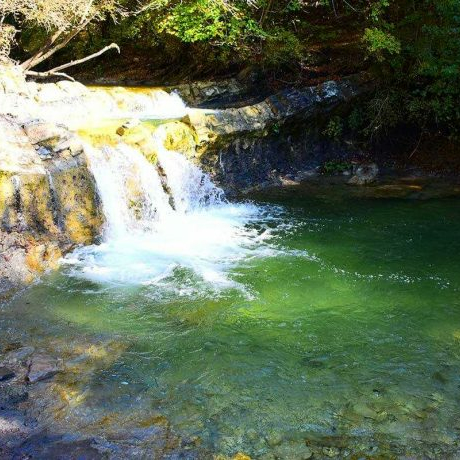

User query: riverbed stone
[266,430,284,447]
[323,446,341,457]
[27,354,61,383]
[5,346,35,363]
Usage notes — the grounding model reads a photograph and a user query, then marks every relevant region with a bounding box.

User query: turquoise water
[2,182,460,458]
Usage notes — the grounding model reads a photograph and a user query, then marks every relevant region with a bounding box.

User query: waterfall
[64,94,275,289]
[155,133,225,213]
[84,143,174,239]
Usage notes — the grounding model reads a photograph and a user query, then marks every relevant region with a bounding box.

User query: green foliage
[262,28,303,66]
[363,28,400,61]
[323,116,344,141]
[322,160,352,174]
[157,1,262,45]
[360,0,460,138]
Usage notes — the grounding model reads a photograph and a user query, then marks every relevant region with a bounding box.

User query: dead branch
[25,70,76,81]
[48,42,120,73]
[24,43,119,80]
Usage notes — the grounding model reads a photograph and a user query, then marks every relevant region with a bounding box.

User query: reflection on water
[2,183,460,458]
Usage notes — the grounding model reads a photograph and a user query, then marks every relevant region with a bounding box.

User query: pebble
[266,430,283,447]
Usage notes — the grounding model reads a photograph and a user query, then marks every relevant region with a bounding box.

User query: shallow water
[2,182,460,458]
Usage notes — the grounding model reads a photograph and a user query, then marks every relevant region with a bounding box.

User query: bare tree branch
[25,70,76,81]
[47,42,120,73]
[25,43,120,79]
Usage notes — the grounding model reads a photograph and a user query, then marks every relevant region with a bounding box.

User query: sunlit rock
[23,120,70,147]
[154,121,197,158]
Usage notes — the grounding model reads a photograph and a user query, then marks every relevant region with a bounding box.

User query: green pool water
[2,181,460,458]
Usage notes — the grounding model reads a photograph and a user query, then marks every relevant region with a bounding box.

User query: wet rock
[154,121,197,159]
[295,169,319,181]
[183,76,368,159]
[14,435,103,460]
[172,78,251,106]
[280,176,300,186]
[36,145,53,160]
[27,354,61,383]
[348,163,379,185]
[0,367,15,382]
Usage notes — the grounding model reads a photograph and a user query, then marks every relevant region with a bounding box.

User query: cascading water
[83,143,173,238]
[65,115,277,289]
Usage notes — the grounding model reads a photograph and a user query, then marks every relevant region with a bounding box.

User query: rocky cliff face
[0,67,103,290]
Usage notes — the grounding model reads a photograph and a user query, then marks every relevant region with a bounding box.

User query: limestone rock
[0,64,28,95]
[0,116,44,174]
[182,77,363,158]
[23,120,69,147]
[35,83,66,104]
[56,80,89,98]
[53,135,84,157]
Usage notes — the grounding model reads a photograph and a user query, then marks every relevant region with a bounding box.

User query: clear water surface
[2,182,460,458]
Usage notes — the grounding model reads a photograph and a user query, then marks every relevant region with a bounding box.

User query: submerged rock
[0,367,15,382]
[274,442,313,459]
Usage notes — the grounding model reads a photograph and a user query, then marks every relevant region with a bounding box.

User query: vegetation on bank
[1,0,459,145]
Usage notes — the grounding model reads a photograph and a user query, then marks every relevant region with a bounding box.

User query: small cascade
[66,93,273,288]
[154,133,225,213]
[84,142,173,239]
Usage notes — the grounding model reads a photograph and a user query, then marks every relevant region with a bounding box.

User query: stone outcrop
[177,75,372,190]
[0,105,103,289]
